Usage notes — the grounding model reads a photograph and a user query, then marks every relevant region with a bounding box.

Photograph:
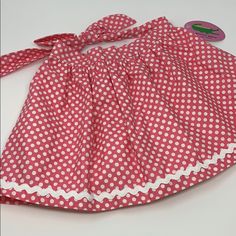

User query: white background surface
[1,0,236,236]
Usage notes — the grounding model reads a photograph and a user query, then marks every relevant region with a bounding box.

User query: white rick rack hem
[1,142,236,202]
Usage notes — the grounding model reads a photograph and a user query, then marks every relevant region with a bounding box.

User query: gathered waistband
[0,14,175,78]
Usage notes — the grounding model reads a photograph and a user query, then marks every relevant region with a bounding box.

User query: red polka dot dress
[1,14,236,212]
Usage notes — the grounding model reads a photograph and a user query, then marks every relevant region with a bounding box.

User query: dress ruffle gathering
[0,14,236,212]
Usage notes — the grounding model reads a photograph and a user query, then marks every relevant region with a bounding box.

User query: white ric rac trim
[1,143,236,202]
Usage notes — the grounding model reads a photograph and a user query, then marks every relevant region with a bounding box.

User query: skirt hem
[1,143,235,212]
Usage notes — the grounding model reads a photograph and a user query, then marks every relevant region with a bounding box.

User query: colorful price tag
[184,20,225,42]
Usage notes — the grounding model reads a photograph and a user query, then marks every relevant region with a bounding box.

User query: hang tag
[184,20,225,42]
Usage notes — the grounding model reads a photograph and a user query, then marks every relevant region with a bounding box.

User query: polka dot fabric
[0,14,236,212]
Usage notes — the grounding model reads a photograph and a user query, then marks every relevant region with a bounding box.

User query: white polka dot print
[0,14,236,212]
